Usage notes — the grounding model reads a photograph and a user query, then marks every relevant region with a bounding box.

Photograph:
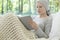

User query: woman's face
[37,1,46,15]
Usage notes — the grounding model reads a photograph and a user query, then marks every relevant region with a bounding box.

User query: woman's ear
[46,10,50,16]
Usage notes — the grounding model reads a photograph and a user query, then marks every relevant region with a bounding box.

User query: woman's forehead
[37,1,43,6]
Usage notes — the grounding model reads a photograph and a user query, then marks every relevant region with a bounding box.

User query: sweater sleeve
[45,17,52,37]
[35,26,48,38]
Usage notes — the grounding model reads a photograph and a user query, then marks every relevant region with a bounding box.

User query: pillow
[49,13,60,40]
[17,16,33,30]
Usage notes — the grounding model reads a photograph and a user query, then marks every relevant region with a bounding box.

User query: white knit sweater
[32,15,52,38]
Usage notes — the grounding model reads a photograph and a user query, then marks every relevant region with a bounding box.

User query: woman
[29,0,52,38]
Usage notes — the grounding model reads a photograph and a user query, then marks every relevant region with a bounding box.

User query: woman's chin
[38,13,42,15]
[38,12,45,15]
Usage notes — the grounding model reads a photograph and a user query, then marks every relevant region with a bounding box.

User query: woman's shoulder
[46,15,53,24]
[31,15,40,20]
[48,15,53,20]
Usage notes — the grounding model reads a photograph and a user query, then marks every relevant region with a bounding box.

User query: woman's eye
[37,6,38,8]
[39,6,42,8]
[37,6,42,8]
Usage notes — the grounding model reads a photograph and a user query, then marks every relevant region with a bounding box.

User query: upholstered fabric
[49,13,60,40]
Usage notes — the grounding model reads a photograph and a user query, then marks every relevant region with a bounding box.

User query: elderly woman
[29,0,52,38]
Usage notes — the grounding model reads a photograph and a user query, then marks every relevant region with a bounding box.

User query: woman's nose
[37,8,41,11]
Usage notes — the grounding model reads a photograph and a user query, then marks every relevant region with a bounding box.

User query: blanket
[0,14,36,40]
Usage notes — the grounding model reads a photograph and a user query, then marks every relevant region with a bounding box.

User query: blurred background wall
[0,0,60,16]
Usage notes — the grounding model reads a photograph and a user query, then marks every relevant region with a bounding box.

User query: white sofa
[49,13,60,40]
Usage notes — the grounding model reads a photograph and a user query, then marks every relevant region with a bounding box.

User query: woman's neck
[40,14,48,18]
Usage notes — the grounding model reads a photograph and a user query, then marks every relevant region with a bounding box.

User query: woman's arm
[28,20,48,38]
[35,26,48,38]
[45,18,52,37]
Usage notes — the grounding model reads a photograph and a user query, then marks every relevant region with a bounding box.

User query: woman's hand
[28,20,38,30]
